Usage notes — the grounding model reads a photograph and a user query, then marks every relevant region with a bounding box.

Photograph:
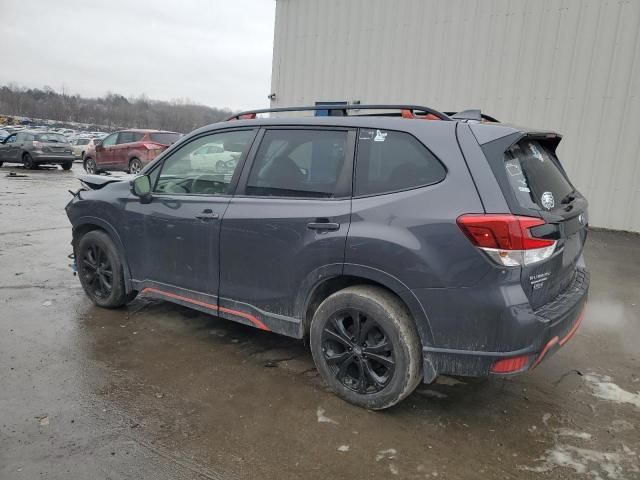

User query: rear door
[500,137,588,309]
[218,127,355,335]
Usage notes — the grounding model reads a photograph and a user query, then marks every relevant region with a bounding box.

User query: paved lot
[1,165,639,480]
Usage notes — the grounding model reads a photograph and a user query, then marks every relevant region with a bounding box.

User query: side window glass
[246,129,348,198]
[117,132,134,144]
[5,134,16,144]
[102,134,117,147]
[355,129,446,196]
[154,129,255,195]
[132,132,144,142]
[15,133,24,143]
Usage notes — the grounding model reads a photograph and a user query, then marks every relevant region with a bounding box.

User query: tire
[77,230,130,308]
[128,158,143,174]
[84,157,97,174]
[23,153,37,170]
[310,285,422,410]
[61,161,73,171]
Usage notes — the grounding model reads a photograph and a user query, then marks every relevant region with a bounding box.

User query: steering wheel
[159,180,189,194]
[190,175,229,194]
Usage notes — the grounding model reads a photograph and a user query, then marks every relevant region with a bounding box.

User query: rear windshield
[503,140,573,211]
[76,138,91,145]
[37,133,67,143]
[150,132,181,145]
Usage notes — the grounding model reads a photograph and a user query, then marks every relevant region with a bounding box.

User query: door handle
[307,221,340,232]
[195,209,220,220]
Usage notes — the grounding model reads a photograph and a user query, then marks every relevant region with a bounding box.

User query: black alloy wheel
[80,242,114,299]
[321,308,395,394]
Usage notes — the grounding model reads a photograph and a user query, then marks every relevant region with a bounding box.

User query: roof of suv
[193,104,560,147]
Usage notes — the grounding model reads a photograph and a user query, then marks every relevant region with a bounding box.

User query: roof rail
[226,104,452,121]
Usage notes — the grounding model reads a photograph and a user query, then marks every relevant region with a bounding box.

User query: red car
[83,129,181,174]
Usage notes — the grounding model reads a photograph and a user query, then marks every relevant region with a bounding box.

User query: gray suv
[66,105,589,409]
[0,131,75,170]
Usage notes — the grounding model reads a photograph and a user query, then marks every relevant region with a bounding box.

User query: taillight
[33,141,44,149]
[490,355,531,374]
[457,214,556,266]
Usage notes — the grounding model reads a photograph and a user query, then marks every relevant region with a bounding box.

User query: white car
[71,138,95,160]
[189,143,240,173]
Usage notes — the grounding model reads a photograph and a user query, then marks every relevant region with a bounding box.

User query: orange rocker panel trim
[141,287,271,332]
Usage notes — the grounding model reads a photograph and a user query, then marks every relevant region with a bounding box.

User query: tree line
[0,83,234,133]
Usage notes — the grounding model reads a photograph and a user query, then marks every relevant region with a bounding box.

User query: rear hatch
[36,133,72,154]
[501,137,588,309]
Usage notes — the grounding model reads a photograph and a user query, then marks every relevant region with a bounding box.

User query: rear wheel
[84,157,97,174]
[77,230,130,308]
[128,158,143,174]
[310,285,422,410]
[23,153,37,170]
[61,161,73,171]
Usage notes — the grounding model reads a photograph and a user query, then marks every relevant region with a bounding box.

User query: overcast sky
[1,0,275,110]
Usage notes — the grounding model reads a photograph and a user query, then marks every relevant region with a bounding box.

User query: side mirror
[131,175,152,204]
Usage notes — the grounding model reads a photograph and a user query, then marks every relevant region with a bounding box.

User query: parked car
[189,142,241,173]
[83,129,181,174]
[0,131,74,169]
[66,104,589,409]
[71,137,93,160]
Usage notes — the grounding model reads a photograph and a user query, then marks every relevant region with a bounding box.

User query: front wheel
[84,157,97,174]
[77,230,130,308]
[61,161,73,171]
[310,285,422,410]
[128,158,143,174]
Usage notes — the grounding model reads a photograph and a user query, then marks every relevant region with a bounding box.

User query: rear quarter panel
[345,121,491,290]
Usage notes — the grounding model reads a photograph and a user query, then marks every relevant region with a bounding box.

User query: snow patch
[557,428,592,441]
[316,407,338,424]
[337,445,349,453]
[584,373,640,409]
[376,448,397,462]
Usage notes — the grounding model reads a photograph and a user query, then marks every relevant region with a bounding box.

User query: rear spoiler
[445,110,500,123]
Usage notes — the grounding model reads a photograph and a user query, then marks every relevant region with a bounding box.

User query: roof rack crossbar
[226,104,452,121]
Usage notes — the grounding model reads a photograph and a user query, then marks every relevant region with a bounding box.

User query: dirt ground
[1,165,639,480]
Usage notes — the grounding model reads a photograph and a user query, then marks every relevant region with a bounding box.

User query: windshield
[504,140,574,211]
[150,132,181,145]
[37,133,68,143]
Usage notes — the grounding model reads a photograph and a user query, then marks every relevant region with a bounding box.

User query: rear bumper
[31,153,75,163]
[420,267,589,381]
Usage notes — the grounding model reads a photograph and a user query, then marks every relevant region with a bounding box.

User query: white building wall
[270,0,640,232]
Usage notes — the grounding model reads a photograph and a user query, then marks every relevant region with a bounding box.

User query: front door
[123,128,257,300]
[219,127,355,336]
[95,132,118,169]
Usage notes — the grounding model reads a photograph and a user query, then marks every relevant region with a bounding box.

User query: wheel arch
[72,217,134,293]
[299,265,435,349]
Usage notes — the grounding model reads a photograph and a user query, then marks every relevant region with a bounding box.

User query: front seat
[259,155,305,190]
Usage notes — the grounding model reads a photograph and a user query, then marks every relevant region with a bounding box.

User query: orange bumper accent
[531,303,586,369]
